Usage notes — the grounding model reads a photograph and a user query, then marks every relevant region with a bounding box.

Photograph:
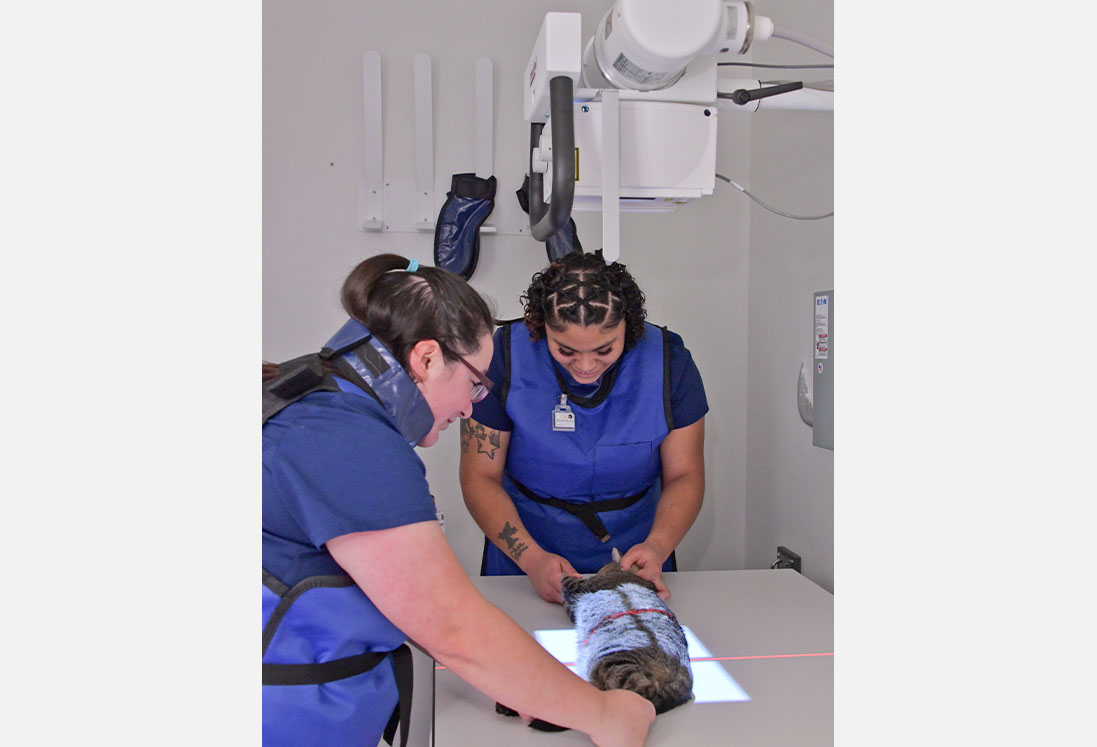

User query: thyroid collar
[320,318,435,447]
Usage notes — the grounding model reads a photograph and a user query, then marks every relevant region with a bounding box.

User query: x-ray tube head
[581,0,772,91]
[582,0,721,90]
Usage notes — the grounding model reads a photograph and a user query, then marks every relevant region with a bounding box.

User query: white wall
[744,0,835,592]
[264,0,832,584]
[263,0,772,578]
[264,2,831,742]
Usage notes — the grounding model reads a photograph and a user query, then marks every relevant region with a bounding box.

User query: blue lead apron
[482,322,675,575]
[262,570,411,747]
[262,337,426,747]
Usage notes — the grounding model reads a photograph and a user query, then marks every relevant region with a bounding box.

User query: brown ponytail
[264,254,495,380]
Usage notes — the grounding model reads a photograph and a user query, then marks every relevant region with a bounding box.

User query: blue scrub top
[263,381,439,587]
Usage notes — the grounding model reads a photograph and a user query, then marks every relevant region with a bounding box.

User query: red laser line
[581,608,676,647]
[435,652,833,670]
[690,652,834,662]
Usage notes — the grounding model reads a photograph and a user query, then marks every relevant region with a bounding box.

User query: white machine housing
[525,2,748,214]
[524,13,582,124]
[581,0,770,91]
[521,1,828,257]
[546,99,717,212]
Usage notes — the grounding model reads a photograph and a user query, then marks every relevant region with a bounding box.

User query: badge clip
[552,394,575,432]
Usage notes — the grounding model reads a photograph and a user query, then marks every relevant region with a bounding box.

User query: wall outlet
[773,545,802,573]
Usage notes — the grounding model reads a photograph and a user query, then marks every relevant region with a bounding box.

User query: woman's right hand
[588,689,655,747]
[522,550,581,604]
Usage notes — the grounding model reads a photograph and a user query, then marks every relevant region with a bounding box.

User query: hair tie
[405,258,420,273]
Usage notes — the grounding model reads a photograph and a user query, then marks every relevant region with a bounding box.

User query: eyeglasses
[454,355,494,403]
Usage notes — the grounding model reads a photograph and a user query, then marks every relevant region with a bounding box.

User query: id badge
[552,394,575,432]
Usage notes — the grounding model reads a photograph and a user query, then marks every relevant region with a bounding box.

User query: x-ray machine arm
[523,0,833,261]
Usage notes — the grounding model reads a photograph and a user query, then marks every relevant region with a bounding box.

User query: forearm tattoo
[460,419,501,460]
[497,521,529,562]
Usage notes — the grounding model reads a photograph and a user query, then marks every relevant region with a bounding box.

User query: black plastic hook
[722,81,804,106]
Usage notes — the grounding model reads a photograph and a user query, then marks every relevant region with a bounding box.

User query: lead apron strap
[262,643,413,747]
[507,474,648,543]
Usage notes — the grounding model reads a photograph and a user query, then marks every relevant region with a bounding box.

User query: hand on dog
[619,542,671,600]
[524,549,582,604]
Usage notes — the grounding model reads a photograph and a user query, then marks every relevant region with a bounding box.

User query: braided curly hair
[521,251,647,350]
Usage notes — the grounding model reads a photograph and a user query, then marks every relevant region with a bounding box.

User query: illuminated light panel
[531,626,751,704]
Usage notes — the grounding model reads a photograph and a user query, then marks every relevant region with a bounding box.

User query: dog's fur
[496,550,693,730]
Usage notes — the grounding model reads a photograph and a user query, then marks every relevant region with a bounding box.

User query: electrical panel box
[813,290,833,450]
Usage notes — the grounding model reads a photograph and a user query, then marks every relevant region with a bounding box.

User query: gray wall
[264,0,831,573]
[744,0,835,591]
[264,2,831,742]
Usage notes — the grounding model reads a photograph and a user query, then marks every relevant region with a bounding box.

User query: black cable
[715,173,833,221]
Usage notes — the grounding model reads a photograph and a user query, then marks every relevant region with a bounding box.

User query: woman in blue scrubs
[263,253,654,747]
[460,251,708,604]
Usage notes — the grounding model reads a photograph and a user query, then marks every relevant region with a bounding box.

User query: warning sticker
[814,295,830,360]
[612,53,678,88]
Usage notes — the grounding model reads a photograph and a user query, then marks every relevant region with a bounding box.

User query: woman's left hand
[618,542,671,600]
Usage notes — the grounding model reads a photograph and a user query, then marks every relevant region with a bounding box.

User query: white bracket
[475,57,493,179]
[601,89,620,263]
[797,363,814,426]
[413,53,435,231]
[475,56,496,234]
[359,51,383,231]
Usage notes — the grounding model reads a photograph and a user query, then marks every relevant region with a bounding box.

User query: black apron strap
[262,650,388,686]
[263,644,413,747]
[498,321,514,408]
[262,354,339,424]
[508,476,649,543]
[262,569,414,745]
[382,644,413,747]
[660,326,675,431]
[263,349,387,426]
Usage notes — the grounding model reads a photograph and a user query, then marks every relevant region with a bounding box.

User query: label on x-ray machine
[812,290,833,450]
[814,295,830,360]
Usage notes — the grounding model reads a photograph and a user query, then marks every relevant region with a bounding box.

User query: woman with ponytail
[263,254,654,747]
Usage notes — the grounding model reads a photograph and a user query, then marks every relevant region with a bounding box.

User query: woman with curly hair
[459,252,708,604]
